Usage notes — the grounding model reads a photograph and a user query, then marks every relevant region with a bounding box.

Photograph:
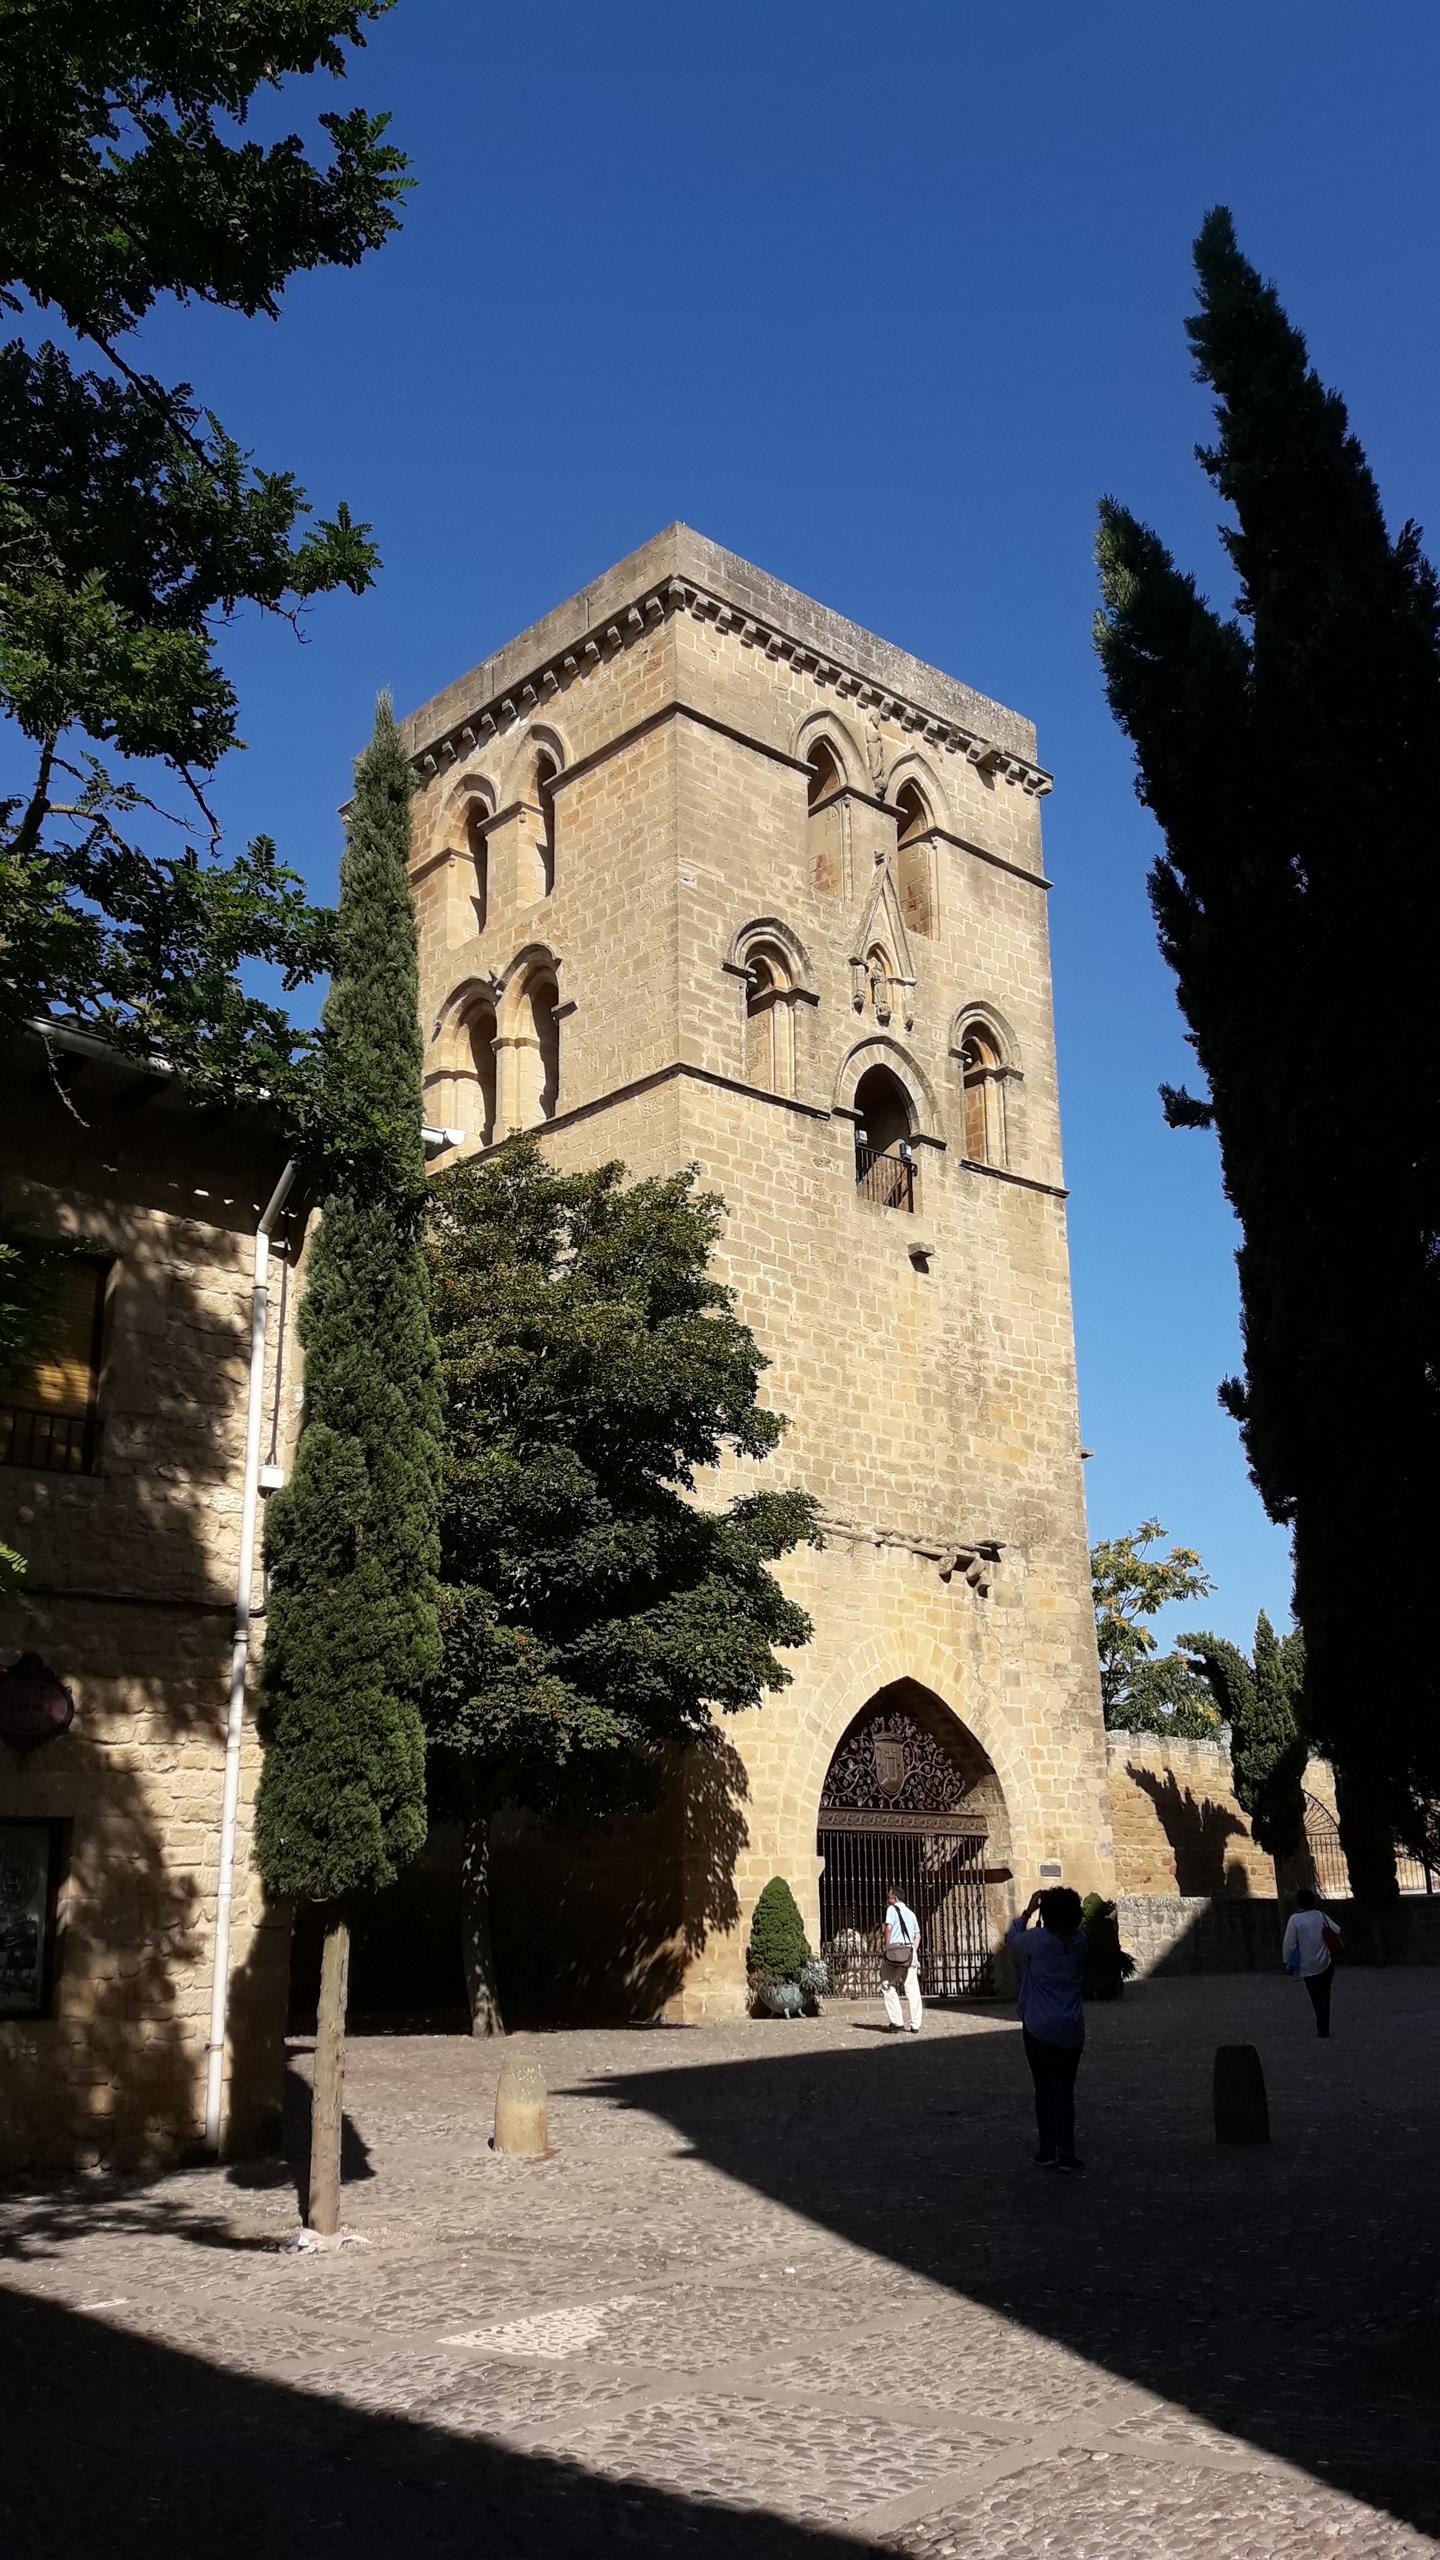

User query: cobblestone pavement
[4,1972,1439,2557]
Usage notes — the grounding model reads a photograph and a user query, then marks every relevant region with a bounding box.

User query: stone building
[0,1027,303,2169]
[401,527,1114,2019]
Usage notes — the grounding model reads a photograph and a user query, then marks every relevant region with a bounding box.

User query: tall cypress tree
[1181,1613,1309,1859]
[1096,210,1440,1904]
[255,698,440,2229]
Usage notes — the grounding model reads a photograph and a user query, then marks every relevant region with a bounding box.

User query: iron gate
[818,1812,992,1999]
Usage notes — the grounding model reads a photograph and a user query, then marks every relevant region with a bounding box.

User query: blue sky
[122,0,1438,1646]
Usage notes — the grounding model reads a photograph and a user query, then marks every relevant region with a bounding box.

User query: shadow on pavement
[581,1980,1440,2539]
[0,2286,870,2560]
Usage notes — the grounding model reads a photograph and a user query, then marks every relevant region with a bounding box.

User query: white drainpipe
[204,1157,298,2154]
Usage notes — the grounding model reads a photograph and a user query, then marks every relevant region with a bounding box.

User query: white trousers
[882,1959,923,2031]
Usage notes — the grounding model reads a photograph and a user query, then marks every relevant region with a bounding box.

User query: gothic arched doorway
[817,1682,1000,1999]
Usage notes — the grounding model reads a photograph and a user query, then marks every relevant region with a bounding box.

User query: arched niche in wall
[950,1005,1022,1169]
[496,944,564,1129]
[728,916,815,1100]
[428,982,500,1147]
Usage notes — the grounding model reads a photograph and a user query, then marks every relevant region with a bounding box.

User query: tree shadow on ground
[580,1976,1440,2539]
[1129,1764,1249,1894]
[0,2286,871,2560]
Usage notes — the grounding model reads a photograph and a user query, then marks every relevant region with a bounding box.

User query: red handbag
[1321,1921,1343,1959]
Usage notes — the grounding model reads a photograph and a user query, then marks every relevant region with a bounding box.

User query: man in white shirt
[1282,1887,1340,2038]
[882,1882,923,2033]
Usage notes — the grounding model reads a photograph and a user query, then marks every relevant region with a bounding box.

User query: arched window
[515,961,560,1125]
[743,945,797,1096]
[960,1021,1006,1166]
[465,802,490,935]
[533,751,557,900]
[853,1063,916,1212]
[806,738,846,896]
[894,780,935,938]
[431,994,497,1148]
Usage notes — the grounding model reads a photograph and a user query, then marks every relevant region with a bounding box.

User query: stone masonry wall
[0,1049,301,2170]
[402,529,1112,2020]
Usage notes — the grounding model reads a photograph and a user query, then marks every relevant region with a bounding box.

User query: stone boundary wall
[1119,1894,1440,1977]
[1107,1730,1342,1900]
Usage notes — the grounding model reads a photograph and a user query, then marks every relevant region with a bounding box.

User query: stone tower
[402,528,1112,2019]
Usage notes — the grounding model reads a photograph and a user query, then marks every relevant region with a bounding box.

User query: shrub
[748,1876,812,1987]
[1080,1893,1136,2000]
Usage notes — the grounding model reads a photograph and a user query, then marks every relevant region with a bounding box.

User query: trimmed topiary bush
[1080,1892,1136,1999]
[748,1876,813,2010]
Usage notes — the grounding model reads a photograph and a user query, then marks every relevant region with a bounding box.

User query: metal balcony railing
[854,1144,915,1212]
[0,1404,100,1474]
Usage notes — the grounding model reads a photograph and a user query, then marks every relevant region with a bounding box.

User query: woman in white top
[1282,1886,1340,2038]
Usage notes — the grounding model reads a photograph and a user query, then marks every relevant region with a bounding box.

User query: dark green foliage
[255,701,439,1903]
[748,1878,813,1987]
[1095,210,1440,1892]
[1092,1520,1218,1736]
[425,1140,821,1823]
[0,4,407,1108]
[1079,1894,1135,2000]
[1181,1612,1308,1859]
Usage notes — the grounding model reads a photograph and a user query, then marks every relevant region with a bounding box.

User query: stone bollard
[493,2049,549,2156]
[1214,2042,1270,2145]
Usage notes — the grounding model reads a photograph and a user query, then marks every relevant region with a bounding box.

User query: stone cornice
[403,529,1052,800]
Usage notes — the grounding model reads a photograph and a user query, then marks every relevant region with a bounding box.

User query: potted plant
[1080,1892,1136,1999]
[748,1877,829,2016]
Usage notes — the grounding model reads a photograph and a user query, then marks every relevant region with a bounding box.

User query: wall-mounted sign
[0,1821,62,2016]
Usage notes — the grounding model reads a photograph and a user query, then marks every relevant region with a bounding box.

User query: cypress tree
[1096,210,1440,1904]
[255,699,440,2229]
[1182,1613,1308,1859]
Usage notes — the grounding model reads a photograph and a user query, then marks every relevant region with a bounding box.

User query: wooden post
[308,1912,351,2233]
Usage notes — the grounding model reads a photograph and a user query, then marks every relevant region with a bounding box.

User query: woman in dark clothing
[1006,1886,1087,2172]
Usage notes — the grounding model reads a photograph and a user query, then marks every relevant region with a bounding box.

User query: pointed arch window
[533,751,557,900]
[959,1020,1007,1166]
[806,738,846,897]
[853,1063,916,1212]
[894,780,936,938]
[743,946,798,1096]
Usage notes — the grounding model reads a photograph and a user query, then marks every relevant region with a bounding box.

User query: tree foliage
[426,1140,822,1824]
[1095,209,1440,1894]
[255,699,439,1904]
[0,3,408,1105]
[747,1877,812,1987]
[1181,1611,1308,1857]
[1091,1518,1217,1736]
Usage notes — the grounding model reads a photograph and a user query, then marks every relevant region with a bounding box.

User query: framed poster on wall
[0,1819,64,2017]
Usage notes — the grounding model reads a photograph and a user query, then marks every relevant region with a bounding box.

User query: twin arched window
[431,953,561,1148]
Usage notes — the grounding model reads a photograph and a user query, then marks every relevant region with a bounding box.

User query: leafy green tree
[0,4,409,1104]
[255,700,439,2230]
[1095,209,1440,1900]
[425,1140,822,2034]
[1092,1519,1217,1736]
[748,1878,812,1987]
[1181,1611,1308,1858]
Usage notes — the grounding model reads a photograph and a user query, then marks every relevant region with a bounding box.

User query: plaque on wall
[0,1820,60,2017]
